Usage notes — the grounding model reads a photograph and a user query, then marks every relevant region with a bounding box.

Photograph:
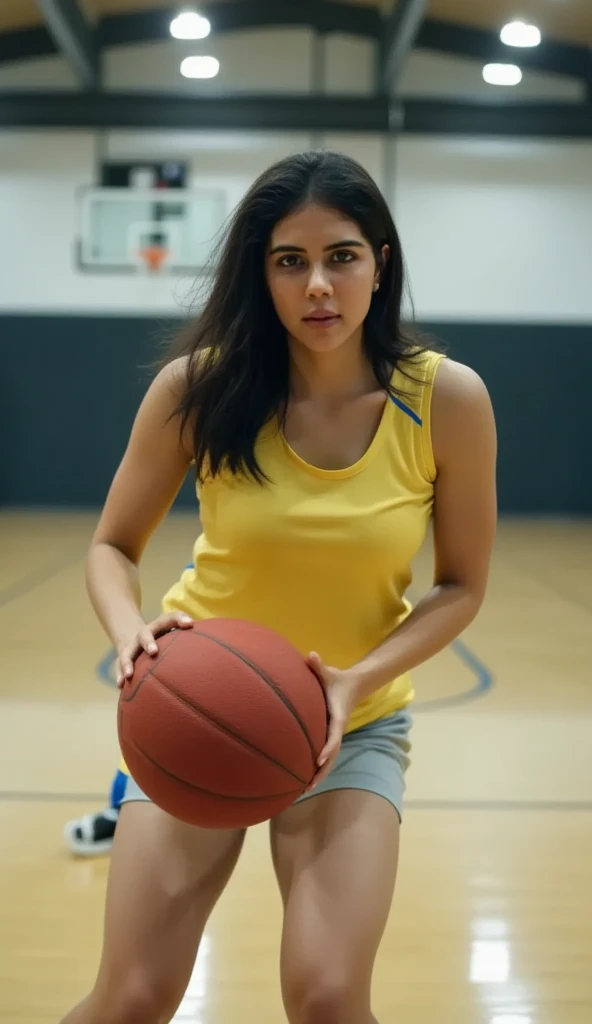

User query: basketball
[117,619,329,829]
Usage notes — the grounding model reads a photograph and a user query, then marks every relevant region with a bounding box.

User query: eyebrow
[268,239,366,255]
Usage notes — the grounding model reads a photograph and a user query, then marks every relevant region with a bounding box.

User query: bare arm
[86,358,194,652]
[351,358,497,696]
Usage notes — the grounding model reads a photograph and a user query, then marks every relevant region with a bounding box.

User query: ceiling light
[171,10,211,40]
[500,21,541,47]
[483,63,523,86]
[180,55,220,79]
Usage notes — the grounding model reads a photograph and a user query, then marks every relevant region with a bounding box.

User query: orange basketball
[117,619,329,828]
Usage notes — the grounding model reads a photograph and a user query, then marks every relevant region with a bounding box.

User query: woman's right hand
[115,611,194,688]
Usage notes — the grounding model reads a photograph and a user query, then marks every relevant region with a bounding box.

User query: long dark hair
[166,150,433,483]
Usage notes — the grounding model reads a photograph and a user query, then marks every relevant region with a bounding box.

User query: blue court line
[413,636,494,713]
[97,647,117,686]
[96,631,494,713]
[0,541,490,715]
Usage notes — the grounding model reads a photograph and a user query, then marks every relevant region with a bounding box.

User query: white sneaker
[63,808,119,857]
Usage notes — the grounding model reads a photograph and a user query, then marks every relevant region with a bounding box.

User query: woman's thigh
[269,711,410,1022]
[270,789,400,1022]
[86,800,245,1019]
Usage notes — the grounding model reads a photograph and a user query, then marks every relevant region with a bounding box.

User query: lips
[303,312,341,323]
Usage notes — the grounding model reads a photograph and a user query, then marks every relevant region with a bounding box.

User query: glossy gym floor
[1,511,590,1024]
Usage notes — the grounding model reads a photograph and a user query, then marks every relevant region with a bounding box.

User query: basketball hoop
[79,186,227,272]
[139,244,169,273]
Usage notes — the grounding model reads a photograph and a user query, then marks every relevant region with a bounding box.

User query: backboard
[76,186,229,273]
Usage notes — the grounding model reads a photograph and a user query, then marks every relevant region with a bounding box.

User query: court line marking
[96,630,495,714]
[405,799,592,811]
[496,553,592,617]
[414,636,494,712]
[0,540,494,714]
[0,791,110,803]
[0,553,84,609]
[0,790,589,811]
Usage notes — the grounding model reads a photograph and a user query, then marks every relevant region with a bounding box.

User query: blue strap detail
[389,393,422,426]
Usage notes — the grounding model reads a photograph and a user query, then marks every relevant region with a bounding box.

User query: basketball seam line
[189,627,324,768]
[119,629,183,704]
[128,738,303,803]
[147,667,310,786]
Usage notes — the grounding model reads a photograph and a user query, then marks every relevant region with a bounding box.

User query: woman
[61,151,496,1024]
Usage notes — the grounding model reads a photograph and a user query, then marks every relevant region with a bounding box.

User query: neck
[287,330,377,403]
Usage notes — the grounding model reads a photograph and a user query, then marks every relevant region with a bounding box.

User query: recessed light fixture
[171,10,211,40]
[500,20,541,47]
[483,63,523,86]
[180,55,220,79]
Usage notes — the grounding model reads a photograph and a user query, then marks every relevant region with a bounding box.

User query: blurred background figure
[0,2,590,1023]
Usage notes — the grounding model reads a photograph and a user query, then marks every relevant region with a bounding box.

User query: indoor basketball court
[1,512,591,1022]
[1,1,591,1023]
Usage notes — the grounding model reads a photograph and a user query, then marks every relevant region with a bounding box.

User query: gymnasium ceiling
[1,2,590,137]
[1,0,591,46]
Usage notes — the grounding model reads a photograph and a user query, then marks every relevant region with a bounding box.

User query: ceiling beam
[98,1,381,49]
[416,19,591,81]
[0,26,58,64]
[0,91,391,133]
[0,8,588,88]
[0,91,591,139]
[381,0,428,92]
[35,0,98,87]
[403,98,592,137]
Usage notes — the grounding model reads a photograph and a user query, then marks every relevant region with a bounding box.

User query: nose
[305,263,333,299]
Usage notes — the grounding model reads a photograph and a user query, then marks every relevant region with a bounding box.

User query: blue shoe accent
[109,769,128,810]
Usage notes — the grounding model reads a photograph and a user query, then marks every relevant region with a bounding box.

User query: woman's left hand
[305,651,362,792]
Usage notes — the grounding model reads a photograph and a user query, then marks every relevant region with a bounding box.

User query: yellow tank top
[160,349,445,734]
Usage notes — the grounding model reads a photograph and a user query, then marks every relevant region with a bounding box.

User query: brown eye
[278,254,303,268]
[331,250,356,263]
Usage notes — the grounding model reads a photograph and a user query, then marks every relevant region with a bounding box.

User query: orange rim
[139,245,168,271]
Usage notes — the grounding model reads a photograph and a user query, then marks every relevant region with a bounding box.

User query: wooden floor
[1,511,591,1024]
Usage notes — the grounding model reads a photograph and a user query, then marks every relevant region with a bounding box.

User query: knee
[284,969,364,1024]
[89,972,179,1024]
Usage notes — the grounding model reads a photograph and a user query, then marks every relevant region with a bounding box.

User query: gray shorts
[120,708,412,822]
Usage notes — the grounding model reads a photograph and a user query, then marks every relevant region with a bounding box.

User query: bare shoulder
[146,355,191,421]
[133,355,194,458]
[432,358,493,421]
[165,355,194,445]
[433,356,489,403]
[431,358,496,468]
[153,355,190,400]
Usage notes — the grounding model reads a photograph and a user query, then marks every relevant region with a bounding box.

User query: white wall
[1,128,591,322]
[400,51,585,102]
[0,54,77,89]
[0,29,590,322]
[104,31,314,93]
[0,131,301,315]
[395,137,592,321]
